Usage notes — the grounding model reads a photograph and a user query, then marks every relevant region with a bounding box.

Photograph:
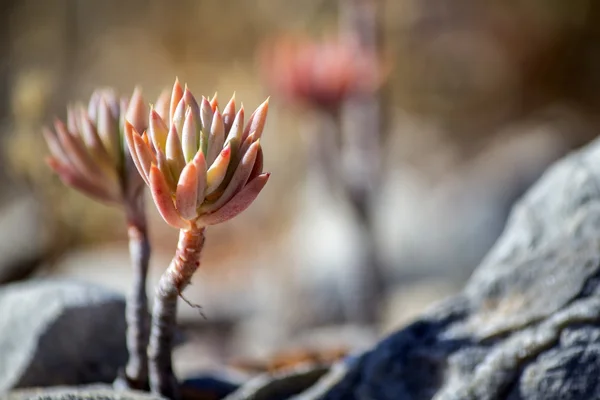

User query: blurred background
[1,0,600,379]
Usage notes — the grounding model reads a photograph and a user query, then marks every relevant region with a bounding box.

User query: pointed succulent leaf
[124,146,145,201]
[47,157,120,204]
[199,173,270,226]
[149,165,189,229]
[209,92,218,111]
[124,121,147,184]
[206,111,225,166]
[42,127,70,165]
[119,98,129,136]
[156,148,177,193]
[182,107,198,163]
[205,144,231,195]
[149,109,169,153]
[225,106,245,149]
[222,93,236,132]
[132,129,156,184]
[172,97,186,134]
[176,162,199,220]
[248,146,264,182]
[242,98,269,141]
[54,119,105,183]
[66,105,80,134]
[192,150,207,207]
[102,88,120,118]
[87,90,101,123]
[203,140,259,213]
[183,86,201,127]
[154,89,171,122]
[200,97,214,134]
[239,132,257,158]
[169,78,184,127]
[79,110,112,164]
[126,86,148,134]
[97,98,120,163]
[166,124,186,180]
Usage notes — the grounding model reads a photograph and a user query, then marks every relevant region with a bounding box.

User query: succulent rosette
[124,79,270,230]
[43,88,148,208]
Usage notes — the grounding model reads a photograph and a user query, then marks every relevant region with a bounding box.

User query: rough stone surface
[225,138,600,399]
[0,280,127,392]
[223,365,329,400]
[3,385,164,400]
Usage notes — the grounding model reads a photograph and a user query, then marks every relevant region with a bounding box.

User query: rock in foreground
[4,385,164,400]
[0,280,127,392]
[227,140,600,400]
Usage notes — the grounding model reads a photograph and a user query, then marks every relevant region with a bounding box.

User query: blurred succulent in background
[125,78,269,398]
[44,89,143,208]
[43,88,152,390]
[260,34,384,112]
[258,3,388,327]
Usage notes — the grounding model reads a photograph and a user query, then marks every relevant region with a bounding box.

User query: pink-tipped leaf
[156,148,177,192]
[199,173,270,226]
[176,162,199,220]
[248,146,264,182]
[149,108,169,153]
[242,98,269,141]
[154,89,171,122]
[200,97,214,134]
[222,93,236,132]
[224,106,245,149]
[42,126,70,165]
[205,144,231,195]
[206,111,225,166]
[192,149,207,207]
[47,157,120,204]
[124,121,148,185]
[172,97,186,134]
[169,78,184,128]
[202,140,259,213]
[149,165,189,229]
[97,97,120,164]
[166,124,186,180]
[54,119,106,183]
[132,129,156,184]
[126,86,148,134]
[181,107,198,163]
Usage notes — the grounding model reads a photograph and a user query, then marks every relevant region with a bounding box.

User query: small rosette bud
[125,79,270,230]
[43,87,149,205]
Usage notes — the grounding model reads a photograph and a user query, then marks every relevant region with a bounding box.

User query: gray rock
[0,280,127,392]
[223,365,329,400]
[0,195,50,284]
[3,384,164,400]
[226,136,600,399]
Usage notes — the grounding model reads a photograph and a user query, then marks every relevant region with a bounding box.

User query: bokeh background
[1,0,600,379]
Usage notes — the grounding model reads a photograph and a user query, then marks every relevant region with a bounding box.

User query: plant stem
[338,0,387,326]
[115,202,151,390]
[148,227,205,399]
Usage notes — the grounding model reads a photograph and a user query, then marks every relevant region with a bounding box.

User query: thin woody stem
[115,199,151,390]
[148,227,205,399]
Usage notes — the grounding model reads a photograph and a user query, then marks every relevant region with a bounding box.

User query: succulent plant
[125,84,270,230]
[259,20,387,325]
[44,88,147,210]
[125,78,270,398]
[43,88,152,390]
[260,34,383,112]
